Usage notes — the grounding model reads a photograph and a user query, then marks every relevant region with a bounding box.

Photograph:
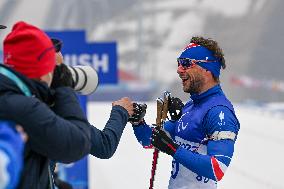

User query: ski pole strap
[0,67,32,97]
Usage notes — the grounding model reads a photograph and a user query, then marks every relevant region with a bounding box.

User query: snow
[87,102,284,189]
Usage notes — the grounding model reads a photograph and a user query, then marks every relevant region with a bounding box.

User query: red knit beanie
[3,21,55,79]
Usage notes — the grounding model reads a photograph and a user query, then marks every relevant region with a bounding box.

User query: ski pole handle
[149,91,171,189]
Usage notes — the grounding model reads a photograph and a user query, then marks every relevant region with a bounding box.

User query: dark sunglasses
[38,38,62,60]
[0,25,7,29]
[51,38,63,52]
[177,58,217,69]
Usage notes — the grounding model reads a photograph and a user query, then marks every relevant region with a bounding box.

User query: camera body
[67,65,99,95]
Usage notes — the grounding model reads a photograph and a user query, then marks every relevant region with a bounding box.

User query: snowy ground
[87,102,284,189]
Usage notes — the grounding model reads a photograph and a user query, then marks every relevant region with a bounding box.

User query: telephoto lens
[67,65,99,95]
[51,37,99,95]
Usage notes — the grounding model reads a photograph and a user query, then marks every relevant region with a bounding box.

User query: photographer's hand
[50,64,74,89]
[112,97,134,117]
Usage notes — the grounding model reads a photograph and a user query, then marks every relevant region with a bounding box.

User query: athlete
[133,36,240,188]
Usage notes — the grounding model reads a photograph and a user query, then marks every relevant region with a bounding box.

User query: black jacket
[0,65,92,189]
[0,65,130,188]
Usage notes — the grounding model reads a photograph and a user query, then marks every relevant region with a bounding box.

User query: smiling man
[132,36,240,189]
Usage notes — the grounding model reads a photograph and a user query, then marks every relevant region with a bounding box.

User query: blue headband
[179,43,221,77]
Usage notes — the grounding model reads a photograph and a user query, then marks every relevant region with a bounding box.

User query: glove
[50,64,74,89]
[128,103,147,126]
[168,97,184,121]
[151,127,179,156]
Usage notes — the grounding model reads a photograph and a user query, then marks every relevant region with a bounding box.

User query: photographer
[0,21,134,189]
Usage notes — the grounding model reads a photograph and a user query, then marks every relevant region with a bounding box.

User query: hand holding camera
[50,64,74,89]
[51,38,99,95]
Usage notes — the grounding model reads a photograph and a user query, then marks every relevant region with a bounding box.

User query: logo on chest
[176,111,205,142]
[177,112,191,132]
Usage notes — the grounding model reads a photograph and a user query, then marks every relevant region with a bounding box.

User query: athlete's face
[177,62,205,94]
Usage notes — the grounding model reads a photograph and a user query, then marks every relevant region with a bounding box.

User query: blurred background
[1,0,283,188]
[2,0,284,102]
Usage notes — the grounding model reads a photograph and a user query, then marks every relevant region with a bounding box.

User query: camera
[51,38,99,95]
[67,65,99,95]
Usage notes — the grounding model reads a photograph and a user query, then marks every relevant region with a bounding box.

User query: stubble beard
[183,73,205,94]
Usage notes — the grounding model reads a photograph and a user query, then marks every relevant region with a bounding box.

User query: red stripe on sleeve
[211,157,224,181]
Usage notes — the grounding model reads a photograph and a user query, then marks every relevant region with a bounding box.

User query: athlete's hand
[168,96,184,121]
[128,103,147,126]
[151,127,179,156]
[112,97,134,117]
